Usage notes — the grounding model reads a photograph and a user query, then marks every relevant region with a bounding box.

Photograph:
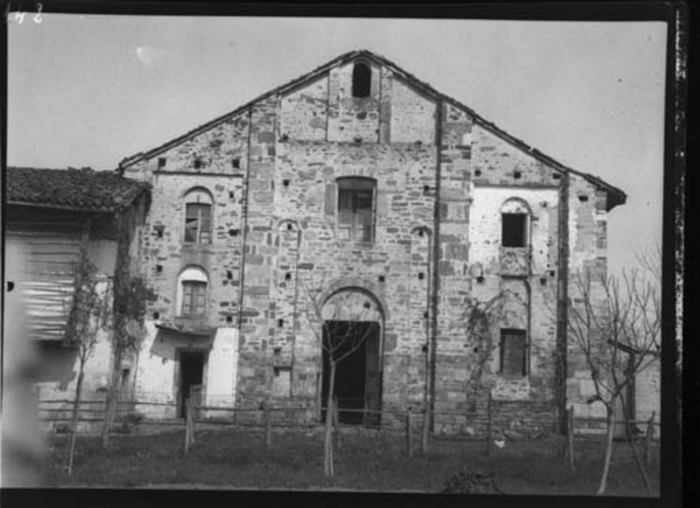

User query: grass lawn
[44,427,659,495]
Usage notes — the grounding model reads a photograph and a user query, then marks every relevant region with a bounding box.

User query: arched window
[352,62,371,98]
[177,266,208,317]
[500,198,530,248]
[337,177,376,242]
[184,188,213,244]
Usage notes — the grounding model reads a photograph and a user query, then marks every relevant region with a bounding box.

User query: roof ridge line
[117,49,365,172]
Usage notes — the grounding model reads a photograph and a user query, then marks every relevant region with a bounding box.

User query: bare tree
[63,249,110,474]
[100,259,156,447]
[637,243,679,419]
[301,277,376,477]
[566,266,660,495]
[444,288,526,450]
[459,293,509,414]
[636,243,661,283]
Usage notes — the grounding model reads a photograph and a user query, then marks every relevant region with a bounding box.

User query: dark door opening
[179,351,205,418]
[322,321,381,426]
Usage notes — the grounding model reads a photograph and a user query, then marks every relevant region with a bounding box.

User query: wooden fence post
[556,406,566,458]
[190,398,196,445]
[644,411,655,466]
[486,392,492,457]
[405,408,413,459]
[264,401,272,449]
[328,398,334,477]
[567,405,575,469]
[421,407,429,454]
[184,398,191,454]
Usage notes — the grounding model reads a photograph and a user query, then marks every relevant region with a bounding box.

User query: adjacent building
[5,166,150,424]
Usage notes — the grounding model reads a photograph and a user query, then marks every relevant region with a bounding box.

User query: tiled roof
[6,166,150,213]
[118,49,626,210]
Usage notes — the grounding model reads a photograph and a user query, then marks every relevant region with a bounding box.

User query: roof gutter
[7,200,123,214]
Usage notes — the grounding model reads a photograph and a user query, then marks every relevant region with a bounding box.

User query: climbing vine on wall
[101,204,156,447]
[111,258,157,350]
[461,294,504,413]
[64,247,111,474]
[64,248,108,346]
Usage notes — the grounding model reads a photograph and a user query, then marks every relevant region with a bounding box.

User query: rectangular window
[182,281,207,316]
[500,329,527,377]
[502,213,527,247]
[185,203,212,244]
[337,179,375,242]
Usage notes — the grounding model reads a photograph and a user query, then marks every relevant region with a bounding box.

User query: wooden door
[363,324,381,426]
[179,351,204,418]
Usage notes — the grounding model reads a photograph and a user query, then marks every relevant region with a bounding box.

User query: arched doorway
[321,288,383,426]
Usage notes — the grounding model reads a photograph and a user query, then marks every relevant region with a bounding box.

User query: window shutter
[199,204,212,243]
[185,197,214,244]
[354,208,372,241]
[194,284,206,315]
[182,284,193,315]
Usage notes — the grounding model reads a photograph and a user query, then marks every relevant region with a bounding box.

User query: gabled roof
[118,49,626,210]
[6,166,150,213]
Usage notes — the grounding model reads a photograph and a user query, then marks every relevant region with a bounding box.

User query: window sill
[173,315,208,325]
[182,241,213,247]
[337,240,375,248]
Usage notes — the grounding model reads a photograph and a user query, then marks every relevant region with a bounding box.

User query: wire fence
[37,396,660,441]
[39,396,662,476]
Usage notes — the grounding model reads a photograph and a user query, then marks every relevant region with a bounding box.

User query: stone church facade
[119,50,625,435]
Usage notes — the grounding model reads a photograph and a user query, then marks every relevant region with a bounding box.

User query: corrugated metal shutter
[5,226,83,342]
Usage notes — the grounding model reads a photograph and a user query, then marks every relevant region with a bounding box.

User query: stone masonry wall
[123,113,249,412]
[270,140,438,418]
[120,54,618,435]
[566,176,612,421]
[432,102,473,430]
[235,60,441,422]
[237,96,278,406]
[432,120,566,434]
[327,60,383,144]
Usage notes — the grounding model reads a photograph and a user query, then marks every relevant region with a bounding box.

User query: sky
[7,14,668,276]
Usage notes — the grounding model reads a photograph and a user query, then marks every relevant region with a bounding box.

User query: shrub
[442,468,503,494]
[54,423,71,434]
[113,422,134,434]
[126,412,145,424]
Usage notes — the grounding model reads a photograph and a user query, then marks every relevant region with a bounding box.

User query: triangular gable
[118,49,625,210]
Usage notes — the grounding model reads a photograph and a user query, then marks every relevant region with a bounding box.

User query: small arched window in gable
[501,198,530,248]
[352,62,371,98]
[184,188,213,244]
[177,266,208,317]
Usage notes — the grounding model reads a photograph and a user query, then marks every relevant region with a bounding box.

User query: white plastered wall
[134,322,238,419]
[468,185,559,401]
